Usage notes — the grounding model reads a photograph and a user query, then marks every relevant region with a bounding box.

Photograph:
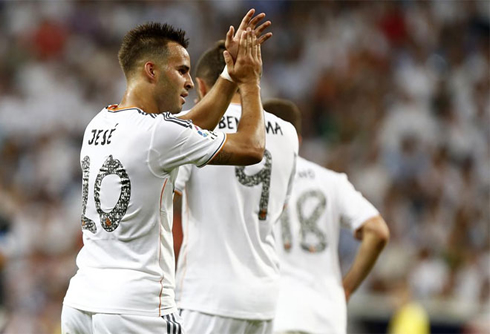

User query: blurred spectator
[388,278,430,334]
[409,247,449,300]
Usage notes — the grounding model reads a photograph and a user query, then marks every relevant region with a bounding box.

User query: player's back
[274,156,378,333]
[64,105,223,317]
[175,103,298,320]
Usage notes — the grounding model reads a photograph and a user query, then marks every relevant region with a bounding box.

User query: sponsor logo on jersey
[194,125,218,140]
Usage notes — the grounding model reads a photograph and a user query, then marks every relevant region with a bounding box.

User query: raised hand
[225,9,272,61]
[224,28,262,86]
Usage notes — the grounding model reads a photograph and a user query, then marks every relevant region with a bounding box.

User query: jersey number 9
[235,150,272,221]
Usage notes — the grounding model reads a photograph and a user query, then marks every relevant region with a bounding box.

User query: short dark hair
[118,22,189,78]
[263,98,302,135]
[195,40,226,86]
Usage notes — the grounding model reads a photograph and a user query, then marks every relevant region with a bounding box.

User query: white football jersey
[63,105,226,317]
[273,157,379,334]
[175,104,298,320]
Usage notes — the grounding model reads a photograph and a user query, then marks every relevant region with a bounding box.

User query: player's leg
[180,308,246,334]
[246,319,273,334]
[93,312,185,334]
[61,305,93,334]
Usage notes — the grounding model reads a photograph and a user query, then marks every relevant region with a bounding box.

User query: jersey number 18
[281,190,327,253]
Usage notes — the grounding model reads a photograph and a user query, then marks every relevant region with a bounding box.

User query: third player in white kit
[174,42,298,334]
[264,99,390,334]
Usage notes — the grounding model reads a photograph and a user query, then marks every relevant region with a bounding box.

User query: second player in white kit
[176,104,297,319]
[174,41,298,334]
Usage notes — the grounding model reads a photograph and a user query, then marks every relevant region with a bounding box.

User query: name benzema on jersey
[218,115,284,135]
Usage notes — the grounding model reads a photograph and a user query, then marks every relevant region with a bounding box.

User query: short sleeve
[175,164,192,195]
[149,113,226,174]
[336,173,379,233]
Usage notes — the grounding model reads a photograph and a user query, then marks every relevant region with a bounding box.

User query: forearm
[209,83,264,166]
[343,216,389,300]
[180,78,237,130]
[236,84,265,151]
[343,235,384,297]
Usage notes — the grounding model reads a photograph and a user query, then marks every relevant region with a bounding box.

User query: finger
[247,28,252,56]
[238,8,255,32]
[238,30,248,57]
[252,32,258,59]
[257,32,273,45]
[254,21,271,36]
[227,26,234,41]
[248,13,266,29]
[225,25,234,47]
[257,42,262,64]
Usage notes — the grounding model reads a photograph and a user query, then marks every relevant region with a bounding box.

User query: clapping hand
[225,9,272,62]
[224,28,262,86]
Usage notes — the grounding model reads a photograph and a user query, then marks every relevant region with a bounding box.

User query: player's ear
[143,62,157,82]
[195,77,209,102]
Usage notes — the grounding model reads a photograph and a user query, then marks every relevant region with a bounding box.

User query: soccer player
[61,10,271,334]
[173,41,298,334]
[263,98,390,334]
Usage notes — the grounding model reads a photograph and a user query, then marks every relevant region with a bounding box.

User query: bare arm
[179,9,271,130]
[342,215,390,302]
[172,192,183,265]
[209,30,265,166]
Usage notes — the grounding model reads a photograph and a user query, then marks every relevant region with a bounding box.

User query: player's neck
[119,84,159,114]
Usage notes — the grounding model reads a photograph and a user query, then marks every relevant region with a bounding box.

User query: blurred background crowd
[0,1,488,333]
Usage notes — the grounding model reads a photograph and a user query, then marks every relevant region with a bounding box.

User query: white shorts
[179,308,273,334]
[61,305,185,334]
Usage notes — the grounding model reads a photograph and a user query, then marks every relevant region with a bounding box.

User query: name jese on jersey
[218,115,284,135]
[87,124,118,146]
